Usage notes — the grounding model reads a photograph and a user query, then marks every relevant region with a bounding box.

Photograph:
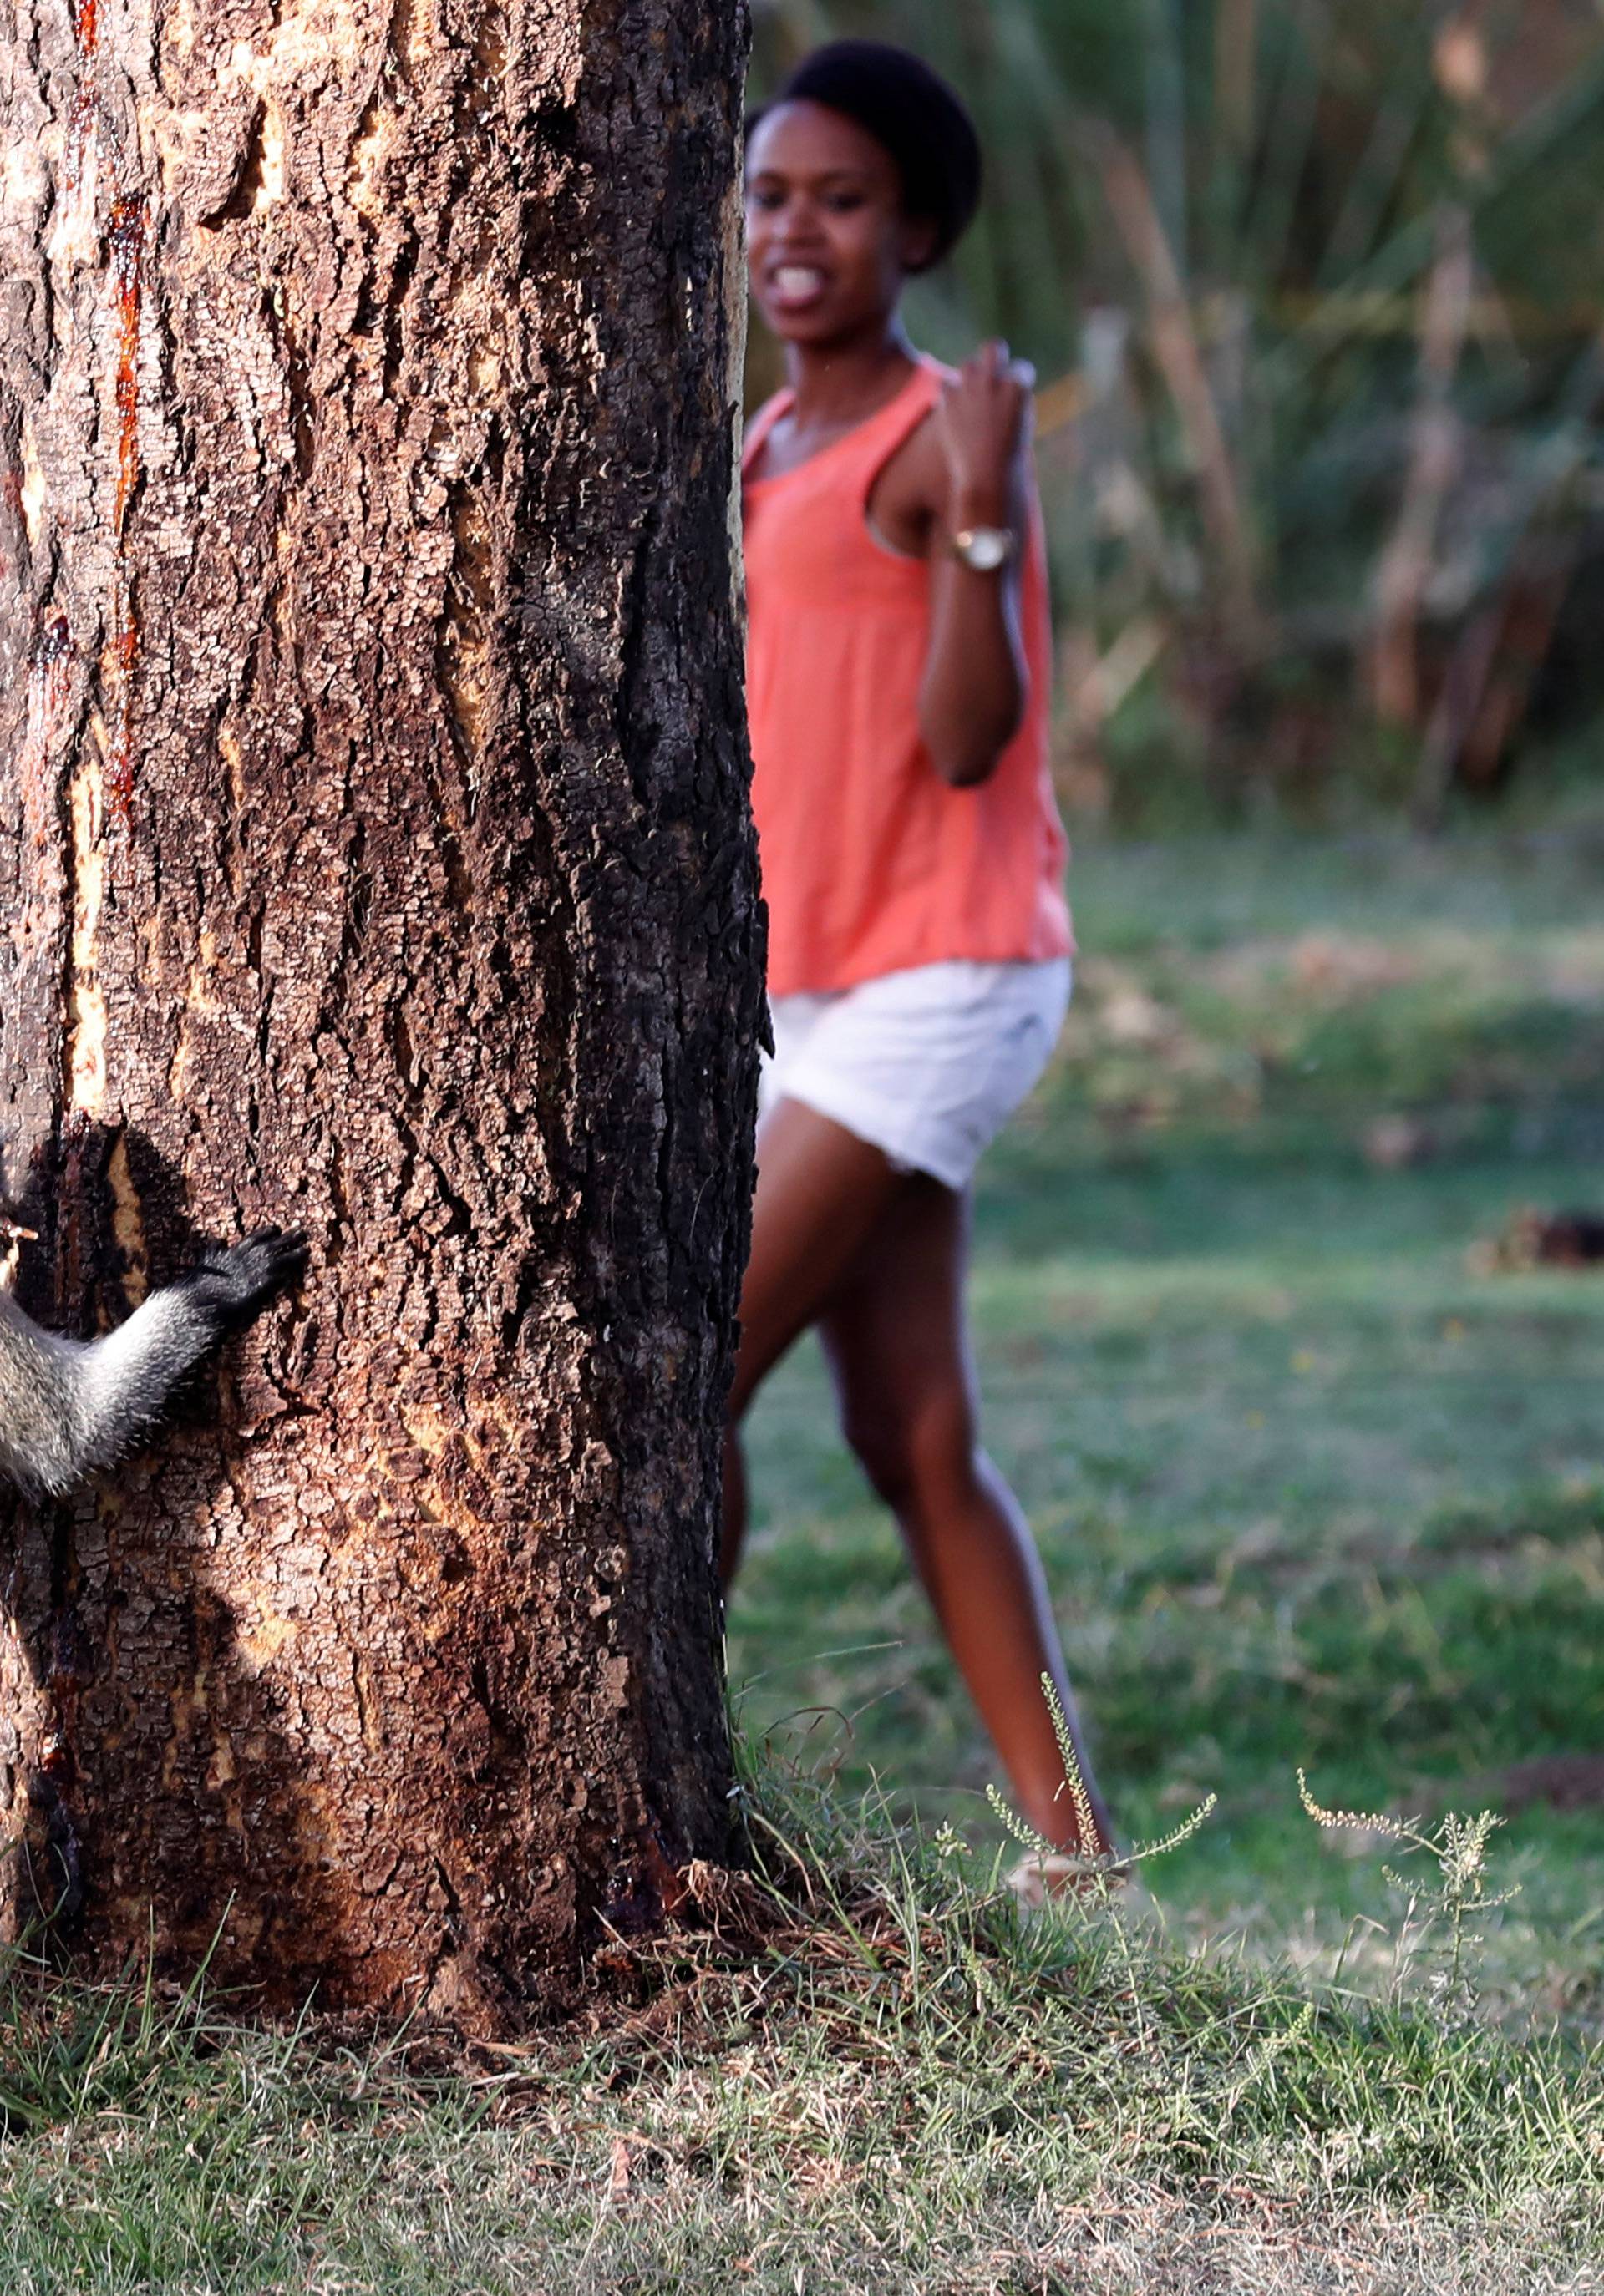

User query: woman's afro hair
[752,39,982,271]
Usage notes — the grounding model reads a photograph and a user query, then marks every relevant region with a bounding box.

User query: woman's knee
[841,1408,911,1506]
[843,1390,977,1510]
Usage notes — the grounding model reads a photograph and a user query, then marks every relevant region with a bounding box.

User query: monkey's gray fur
[0,1228,307,1499]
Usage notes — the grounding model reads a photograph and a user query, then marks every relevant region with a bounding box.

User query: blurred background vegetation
[749,0,1604,832]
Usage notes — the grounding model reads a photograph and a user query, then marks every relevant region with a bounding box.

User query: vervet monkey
[0,1222,307,1499]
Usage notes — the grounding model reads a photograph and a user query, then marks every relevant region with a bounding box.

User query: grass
[4,820,1604,2292]
[730,819,1604,2040]
[2,1788,1600,2292]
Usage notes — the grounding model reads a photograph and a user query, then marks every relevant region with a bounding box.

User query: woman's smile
[768,263,830,312]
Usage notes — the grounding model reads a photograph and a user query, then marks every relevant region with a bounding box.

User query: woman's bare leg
[819,1177,1112,1857]
[721,1097,905,1582]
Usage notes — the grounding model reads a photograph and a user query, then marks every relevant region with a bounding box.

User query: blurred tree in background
[750,1,1604,829]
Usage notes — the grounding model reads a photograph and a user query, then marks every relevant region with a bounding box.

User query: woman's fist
[933,340,1034,522]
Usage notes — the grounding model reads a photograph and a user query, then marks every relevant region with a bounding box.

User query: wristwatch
[951,525,1017,571]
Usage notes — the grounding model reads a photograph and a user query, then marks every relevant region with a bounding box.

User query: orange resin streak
[109,194,144,535]
[106,598,139,826]
[107,194,145,826]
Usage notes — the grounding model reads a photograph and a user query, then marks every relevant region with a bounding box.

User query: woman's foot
[1004,1850,1154,1916]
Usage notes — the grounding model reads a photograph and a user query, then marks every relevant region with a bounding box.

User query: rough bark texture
[0,0,760,2025]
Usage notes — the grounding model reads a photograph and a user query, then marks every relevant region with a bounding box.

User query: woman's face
[745,99,933,348]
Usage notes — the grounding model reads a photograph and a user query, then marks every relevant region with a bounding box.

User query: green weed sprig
[988,1673,1216,1893]
[1298,1768,1520,1999]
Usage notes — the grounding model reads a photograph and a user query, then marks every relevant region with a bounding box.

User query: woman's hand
[931,340,1035,525]
[917,342,1036,788]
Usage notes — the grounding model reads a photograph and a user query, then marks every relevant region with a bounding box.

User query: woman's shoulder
[742,385,796,476]
[749,381,796,423]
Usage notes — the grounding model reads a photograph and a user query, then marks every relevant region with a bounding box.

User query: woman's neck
[784,323,916,432]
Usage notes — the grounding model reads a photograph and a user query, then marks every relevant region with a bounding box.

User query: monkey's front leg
[3,1228,307,1498]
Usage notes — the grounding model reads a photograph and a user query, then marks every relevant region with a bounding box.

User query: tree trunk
[0,0,760,2027]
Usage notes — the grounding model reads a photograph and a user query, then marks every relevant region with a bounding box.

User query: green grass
[730,822,1604,2030]
[2,1795,1600,2293]
[5,822,1604,2293]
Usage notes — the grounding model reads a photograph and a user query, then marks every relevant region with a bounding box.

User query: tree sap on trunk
[108,190,145,828]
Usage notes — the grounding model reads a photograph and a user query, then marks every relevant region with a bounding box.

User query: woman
[729,40,1113,1876]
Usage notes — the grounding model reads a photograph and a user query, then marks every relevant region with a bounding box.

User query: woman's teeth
[773,266,825,303]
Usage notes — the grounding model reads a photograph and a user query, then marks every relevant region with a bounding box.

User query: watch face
[962,529,1010,570]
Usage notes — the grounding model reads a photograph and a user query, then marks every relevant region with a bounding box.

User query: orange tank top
[742,355,1072,1000]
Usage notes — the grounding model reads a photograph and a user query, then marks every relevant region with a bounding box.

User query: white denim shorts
[759,958,1071,1191]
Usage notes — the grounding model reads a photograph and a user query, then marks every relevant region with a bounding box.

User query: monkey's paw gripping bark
[190,1228,309,1335]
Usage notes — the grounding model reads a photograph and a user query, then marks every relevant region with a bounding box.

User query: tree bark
[0,0,760,2027]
